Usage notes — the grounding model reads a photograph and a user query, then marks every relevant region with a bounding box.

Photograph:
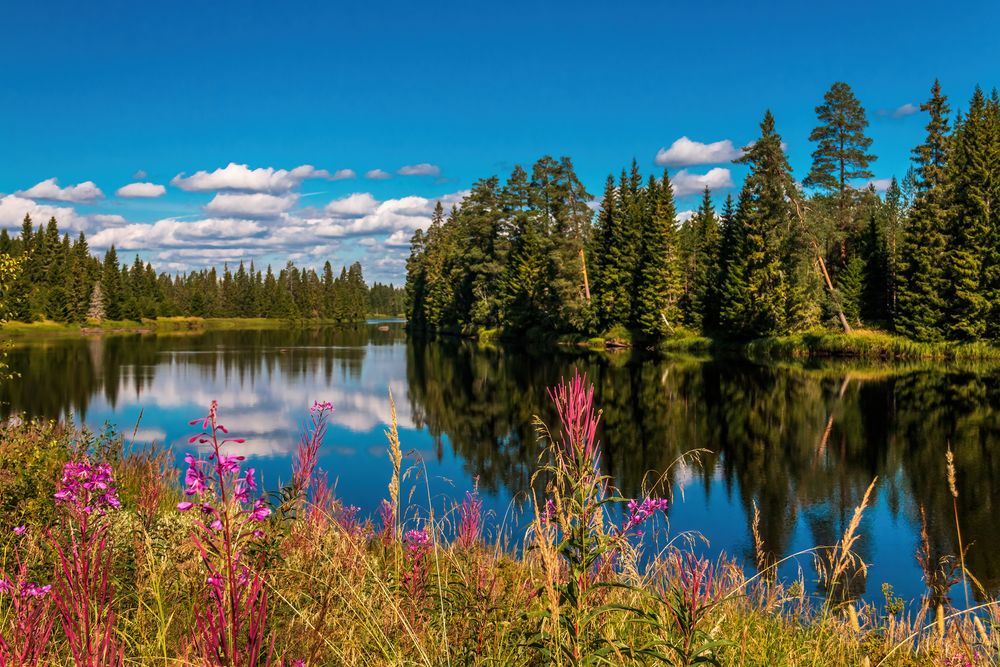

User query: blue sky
[2,0,998,282]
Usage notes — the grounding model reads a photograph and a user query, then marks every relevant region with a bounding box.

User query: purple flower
[311,400,334,414]
[54,459,121,516]
[177,501,194,511]
[0,578,10,595]
[20,582,51,599]
[620,497,669,535]
[248,499,271,522]
[12,525,26,536]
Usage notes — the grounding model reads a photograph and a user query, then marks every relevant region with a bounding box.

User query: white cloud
[133,170,148,180]
[358,237,378,247]
[171,163,335,193]
[384,229,412,246]
[863,178,893,192]
[204,192,298,217]
[90,217,266,250]
[325,193,379,218]
[18,178,104,203]
[116,182,166,198]
[330,168,356,180]
[0,194,89,231]
[397,163,441,177]
[675,210,696,223]
[365,169,392,180]
[655,137,743,167]
[670,168,733,197]
[879,102,920,118]
[91,214,128,226]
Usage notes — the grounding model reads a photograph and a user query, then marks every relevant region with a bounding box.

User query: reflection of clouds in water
[108,343,413,437]
[127,427,167,443]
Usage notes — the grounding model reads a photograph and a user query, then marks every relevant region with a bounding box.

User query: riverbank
[0,386,989,664]
[476,325,1000,361]
[0,316,390,338]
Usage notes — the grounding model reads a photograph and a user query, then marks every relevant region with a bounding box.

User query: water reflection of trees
[0,325,401,420]
[405,341,1000,600]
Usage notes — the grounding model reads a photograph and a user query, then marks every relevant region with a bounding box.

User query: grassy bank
[0,316,379,338]
[0,378,994,665]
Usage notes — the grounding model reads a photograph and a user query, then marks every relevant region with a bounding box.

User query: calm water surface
[5,322,1000,604]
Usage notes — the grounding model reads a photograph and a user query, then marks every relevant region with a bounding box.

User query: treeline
[0,218,404,323]
[405,80,1000,343]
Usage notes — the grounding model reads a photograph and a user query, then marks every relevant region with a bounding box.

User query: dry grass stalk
[946,446,970,610]
[823,477,877,601]
[386,387,402,536]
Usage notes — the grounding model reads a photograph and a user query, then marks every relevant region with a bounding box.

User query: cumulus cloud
[330,168,356,180]
[171,163,336,193]
[325,193,379,218]
[91,214,128,226]
[365,169,392,180]
[670,168,733,197]
[384,229,413,246]
[675,210,696,223]
[0,194,89,231]
[116,182,166,198]
[655,137,743,167]
[18,178,104,203]
[879,102,920,118]
[204,192,298,217]
[90,217,266,250]
[863,178,894,192]
[397,163,441,177]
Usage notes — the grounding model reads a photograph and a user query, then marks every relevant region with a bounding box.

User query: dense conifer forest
[0,218,404,323]
[405,80,1000,343]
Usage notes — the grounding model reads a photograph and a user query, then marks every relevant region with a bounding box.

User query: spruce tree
[634,172,683,337]
[896,80,951,341]
[101,246,123,320]
[946,87,995,339]
[688,187,721,330]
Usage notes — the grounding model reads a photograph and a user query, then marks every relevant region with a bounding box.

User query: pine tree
[634,172,683,337]
[730,111,800,336]
[101,246,123,320]
[896,80,951,341]
[715,195,748,334]
[688,187,721,330]
[946,87,995,339]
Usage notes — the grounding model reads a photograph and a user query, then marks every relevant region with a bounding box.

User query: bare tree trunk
[792,198,853,334]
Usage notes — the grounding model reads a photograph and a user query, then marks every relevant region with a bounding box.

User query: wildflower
[20,582,51,599]
[404,528,431,559]
[620,497,669,535]
[211,520,223,531]
[0,577,9,594]
[311,400,334,413]
[216,452,245,475]
[249,499,270,522]
[184,454,209,496]
[548,368,602,468]
[457,489,482,549]
[177,501,194,511]
[54,459,121,516]
[13,525,26,536]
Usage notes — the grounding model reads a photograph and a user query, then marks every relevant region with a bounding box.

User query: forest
[405,80,1000,343]
[0,218,405,323]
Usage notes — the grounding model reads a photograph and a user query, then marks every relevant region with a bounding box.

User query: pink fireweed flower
[620,497,669,536]
[404,528,431,559]
[311,400,334,414]
[457,489,483,549]
[20,582,52,599]
[177,501,194,511]
[547,368,602,470]
[13,525,26,536]
[184,454,210,495]
[248,499,271,522]
[54,459,121,515]
[216,452,245,475]
[0,577,9,594]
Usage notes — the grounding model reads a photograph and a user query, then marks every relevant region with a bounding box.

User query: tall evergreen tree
[634,172,683,337]
[896,80,952,341]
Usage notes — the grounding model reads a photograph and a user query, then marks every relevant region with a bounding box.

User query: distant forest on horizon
[0,220,405,323]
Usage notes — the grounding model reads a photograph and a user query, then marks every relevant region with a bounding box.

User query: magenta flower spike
[547,368,602,470]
